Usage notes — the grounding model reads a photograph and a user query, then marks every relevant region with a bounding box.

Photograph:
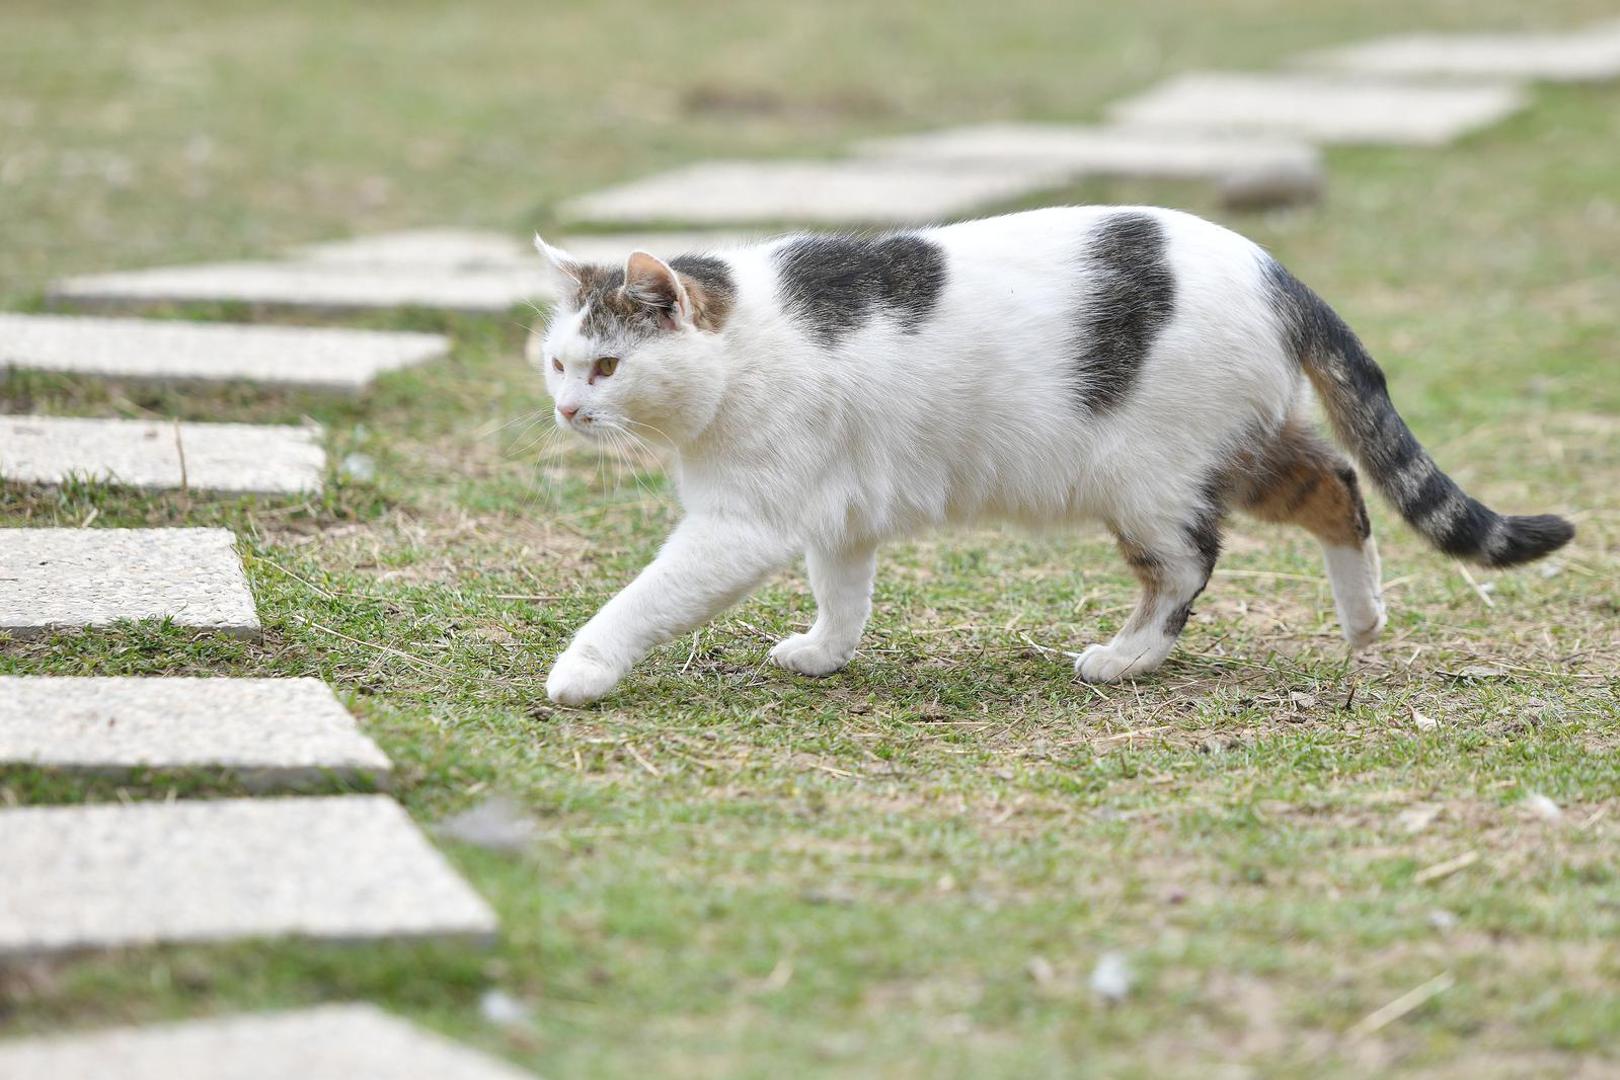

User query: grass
[2,1,1619,1076]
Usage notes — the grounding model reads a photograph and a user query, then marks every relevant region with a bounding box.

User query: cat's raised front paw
[547,649,622,706]
[769,633,853,677]
[1074,642,1157,684]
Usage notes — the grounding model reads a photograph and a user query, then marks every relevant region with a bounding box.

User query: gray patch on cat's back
[773,233,947,346]
[1072,212,1176,413]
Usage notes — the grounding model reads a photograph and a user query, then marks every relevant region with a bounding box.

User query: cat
[530,206,1573,706]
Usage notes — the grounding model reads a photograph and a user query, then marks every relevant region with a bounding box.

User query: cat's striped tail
[1264,259,1573,568]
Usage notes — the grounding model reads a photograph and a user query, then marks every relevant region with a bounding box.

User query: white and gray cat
[530,206,1572,706]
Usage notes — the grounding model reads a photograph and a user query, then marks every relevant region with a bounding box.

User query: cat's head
[529,237,735,448]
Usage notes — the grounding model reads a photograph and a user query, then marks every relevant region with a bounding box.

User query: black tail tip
[1485,514,1576,568]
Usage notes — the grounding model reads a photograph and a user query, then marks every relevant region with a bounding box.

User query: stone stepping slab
[2,415,325,495]
[0,313,448,395]
[47,260,547,316]
[858,123,1321,182]
[1107,72,1526,146]
[0,1003,535,1080]
[0,677,390,791]
[1308,19,1620,83]
[0,527,259,640]
[299,228,758,278]
[0,795,498,957]
[556,159,1071,227]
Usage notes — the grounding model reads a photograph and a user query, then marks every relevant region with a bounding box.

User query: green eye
[593,357,619,378]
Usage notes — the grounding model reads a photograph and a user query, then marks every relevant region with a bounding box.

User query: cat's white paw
[1074,643,1157,684]
[1342,600,1387,651]
[546,649,622,706]
[769,633,853,677]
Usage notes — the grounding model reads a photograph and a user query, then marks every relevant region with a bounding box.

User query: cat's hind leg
[770,542,878,677]
[1077,505,1223,684]
[1236,421,1385,649]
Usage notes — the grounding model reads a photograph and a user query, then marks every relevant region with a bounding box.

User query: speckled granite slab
[0,796,498,957]
[0,313,448,395]
[0,677,390,790]
[0,528,259,640]
[1,415,325,495]
[0,1004,536,1080]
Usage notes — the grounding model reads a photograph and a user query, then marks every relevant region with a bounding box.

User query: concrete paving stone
[0,313,448,395]
[0,527,259,640]
[47,260,548,316]
[301,227,761,278]
[1,415,325,495]
[0,676,390,790]
[1309,19,1620,83]
[557,159,1071,227]
[857,123,1322,182]
[296,227,534,268]
[0,795,499,957]
[555,229,763,265]
[0,1003,535,1080]
[1107,72,1526,146]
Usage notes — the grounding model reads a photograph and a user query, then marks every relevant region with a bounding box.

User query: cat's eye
[550,357,563,373]
[593,357,619,378]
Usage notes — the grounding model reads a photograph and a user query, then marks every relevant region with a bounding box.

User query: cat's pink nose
[558,404,580,421]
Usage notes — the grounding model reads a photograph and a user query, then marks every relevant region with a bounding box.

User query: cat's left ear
[623,250,693,332]
[535,234,586,294]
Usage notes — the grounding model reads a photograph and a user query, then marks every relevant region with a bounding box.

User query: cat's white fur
[533,207,1385,705]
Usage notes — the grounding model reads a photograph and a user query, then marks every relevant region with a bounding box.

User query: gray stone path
[0,313,448,395]
[0,795,498,957]
[1,415,325,495]
[0,528,259,640]
[858,124,1321,183]
[47,261,547,316]
[1310,20,1620,82]
[0,677,390,790]
[0,1004,535,1080]
[1108,72,1525,145]
[297,227,533,268]
[557,159,1069,227]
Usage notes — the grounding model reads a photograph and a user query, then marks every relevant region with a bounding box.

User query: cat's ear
[623,250,693,331]
[534,234,585,291]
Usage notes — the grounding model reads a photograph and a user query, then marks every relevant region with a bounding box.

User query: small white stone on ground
[435,796,541,853]
[1090,951,1132,1003]
[1217,158,1326,210]
[1308,20,1620,83]
[0,313,447,395]
[858,123,1321,183]
[557,160,1070,227]
[0,795,498,957]
[1,415,325,495]
[47,261,547,316]
[0,1003,534,1079]
[1108,72,1525,146]
[1522,792,1562,821]
[0,676,390,790]
[0,528,259,640]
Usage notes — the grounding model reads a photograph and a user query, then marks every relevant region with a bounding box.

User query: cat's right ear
[535,235,585,292]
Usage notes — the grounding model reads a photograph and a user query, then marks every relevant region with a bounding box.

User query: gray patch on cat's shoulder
[1072,211,1176,413]
[773,233,947,346]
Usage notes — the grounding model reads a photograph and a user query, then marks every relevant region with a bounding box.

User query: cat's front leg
[547,515,794,705]
[770,541,878,677]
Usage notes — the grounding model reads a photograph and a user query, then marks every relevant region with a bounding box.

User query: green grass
[2,2,1619,1077]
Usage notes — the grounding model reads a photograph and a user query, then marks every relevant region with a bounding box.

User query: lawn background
[2,1,1618,1076]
